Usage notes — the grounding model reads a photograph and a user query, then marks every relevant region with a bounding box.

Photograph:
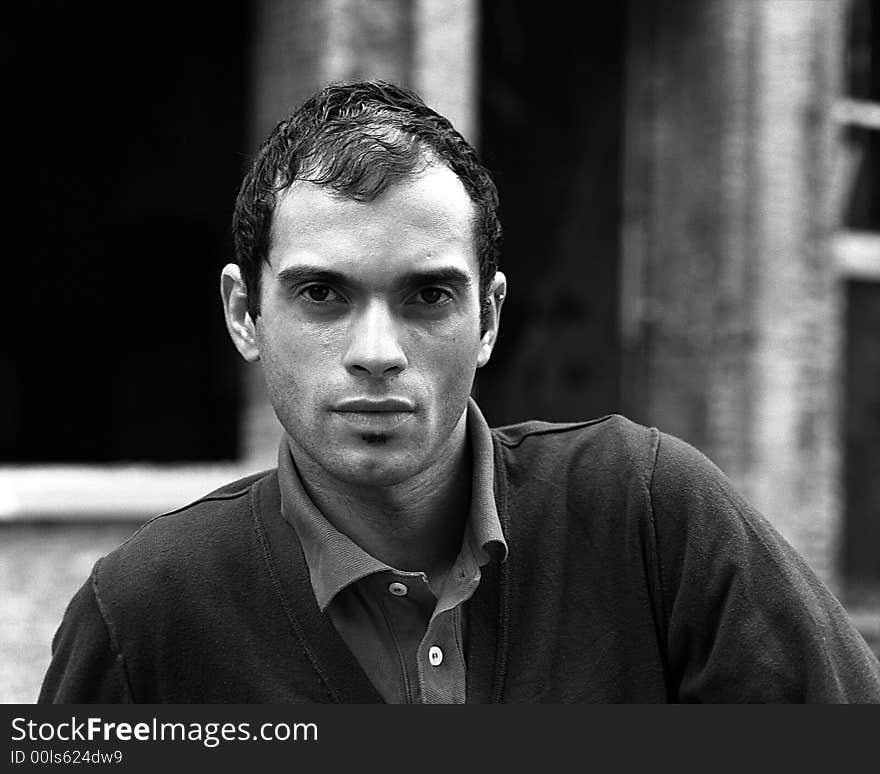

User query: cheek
[259,320,340,373]
[439,325,484,364]
[421,333,483,389]
[256,329,315,404]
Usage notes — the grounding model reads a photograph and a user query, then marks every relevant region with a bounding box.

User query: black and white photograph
[2,0,879,717]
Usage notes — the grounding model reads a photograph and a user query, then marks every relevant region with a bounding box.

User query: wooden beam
[620,0,845,588]
[832,231,880,280]
[833,98,880,130]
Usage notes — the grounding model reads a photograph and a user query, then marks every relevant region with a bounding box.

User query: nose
[343,301,408,377]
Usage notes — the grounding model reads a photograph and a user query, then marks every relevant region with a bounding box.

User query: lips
[332,397,416,413]
[331,397,416,432]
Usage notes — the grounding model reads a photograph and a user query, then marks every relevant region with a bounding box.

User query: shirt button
[388,582,408,597]
[428,646,443,666]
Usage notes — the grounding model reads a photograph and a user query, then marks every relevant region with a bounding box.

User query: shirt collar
[277,397,507,612]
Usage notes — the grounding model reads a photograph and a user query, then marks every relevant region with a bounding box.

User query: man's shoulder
[188,467,277,504]
[492,413,651,443]
[133,466,276,536]
[92,468,278,591]
[491,413,660,476]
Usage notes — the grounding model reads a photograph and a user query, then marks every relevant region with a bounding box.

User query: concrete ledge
[0,465,262,521]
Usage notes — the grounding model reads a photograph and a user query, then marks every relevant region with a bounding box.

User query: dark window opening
[842,0,880,591]
[477,0,625,426]
[843,280,880,590]
[3,3,250,462]
[844,0,880,231]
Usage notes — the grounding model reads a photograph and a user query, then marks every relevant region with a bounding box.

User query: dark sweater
[39,415,880,703]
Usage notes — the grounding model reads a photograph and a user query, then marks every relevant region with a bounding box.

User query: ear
[477,271,507,368]
[220,263,260,362]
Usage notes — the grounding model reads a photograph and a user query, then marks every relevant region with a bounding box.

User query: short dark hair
[232,81,502,325]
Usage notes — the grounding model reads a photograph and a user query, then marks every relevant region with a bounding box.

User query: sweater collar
[277,397,508,612]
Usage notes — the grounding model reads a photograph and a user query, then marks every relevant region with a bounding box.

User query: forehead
[266,164,477,276]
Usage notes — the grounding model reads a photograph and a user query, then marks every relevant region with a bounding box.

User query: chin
[331,448,423,488]
[359,432,391,445]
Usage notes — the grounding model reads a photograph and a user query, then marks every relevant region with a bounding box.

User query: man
[40,81,880,703]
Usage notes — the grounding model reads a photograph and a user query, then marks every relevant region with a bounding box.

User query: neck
[290,415,472,580]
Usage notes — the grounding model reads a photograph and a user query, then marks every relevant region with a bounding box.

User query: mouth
[331,397,416,431]
[333,397,416,412]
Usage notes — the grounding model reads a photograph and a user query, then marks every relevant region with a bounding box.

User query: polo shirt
[277,399,507,703]
[37,403,880,703]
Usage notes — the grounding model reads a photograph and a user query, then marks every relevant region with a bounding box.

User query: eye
[299,284,343,304]
[411,287,452,305]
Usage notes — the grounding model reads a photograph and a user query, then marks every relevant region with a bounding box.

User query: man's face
[237,164,502,487]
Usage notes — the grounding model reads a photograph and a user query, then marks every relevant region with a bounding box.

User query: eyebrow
[402,267,474,290]
[275,265,474,291]
[276,266,349,289]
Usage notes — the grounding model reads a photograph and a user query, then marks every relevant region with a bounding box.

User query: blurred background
[2,0,878,702]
